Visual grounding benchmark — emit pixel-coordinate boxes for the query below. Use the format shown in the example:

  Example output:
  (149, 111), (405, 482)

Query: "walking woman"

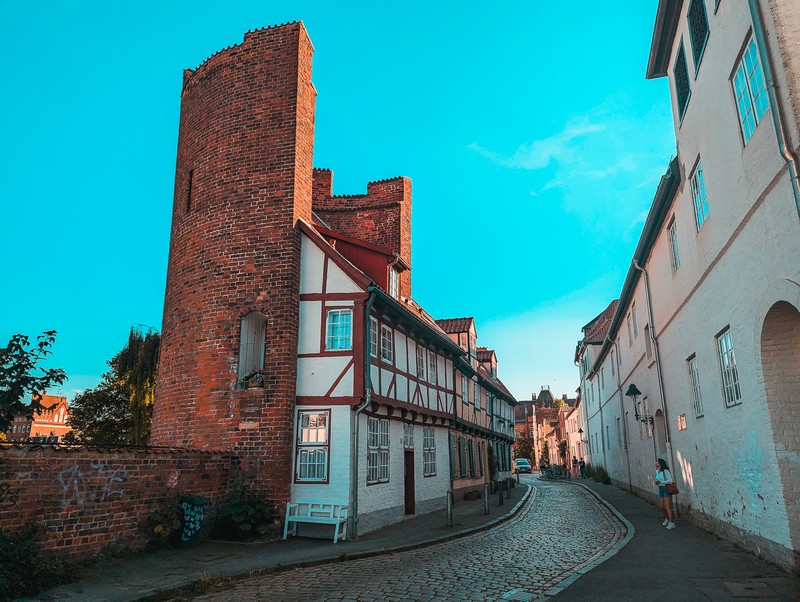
(655, 458), (676, 529)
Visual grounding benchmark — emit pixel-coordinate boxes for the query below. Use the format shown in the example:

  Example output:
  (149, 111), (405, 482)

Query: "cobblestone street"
(193, 478), (626, 601)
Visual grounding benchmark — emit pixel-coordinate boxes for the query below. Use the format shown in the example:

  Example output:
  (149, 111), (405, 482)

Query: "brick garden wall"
(0, 444), (232, 557)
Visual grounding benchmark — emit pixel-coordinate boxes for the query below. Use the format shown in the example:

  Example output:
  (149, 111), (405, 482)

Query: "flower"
(243, 368), (266, 383)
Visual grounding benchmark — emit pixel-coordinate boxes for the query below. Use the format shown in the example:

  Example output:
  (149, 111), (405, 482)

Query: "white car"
(513, 458), (532, 473)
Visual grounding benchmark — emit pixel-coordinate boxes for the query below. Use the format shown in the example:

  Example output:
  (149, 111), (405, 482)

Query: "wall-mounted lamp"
(577, 427), (588, 445)
(625, 383), (653, 424)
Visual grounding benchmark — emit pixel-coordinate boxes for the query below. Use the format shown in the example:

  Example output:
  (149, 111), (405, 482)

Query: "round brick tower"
(151, 23), (316, 503)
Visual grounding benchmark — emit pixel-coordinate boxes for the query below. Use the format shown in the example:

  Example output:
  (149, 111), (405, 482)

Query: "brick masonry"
(0, 445), (232, 556)
(151, 22), (317, 510)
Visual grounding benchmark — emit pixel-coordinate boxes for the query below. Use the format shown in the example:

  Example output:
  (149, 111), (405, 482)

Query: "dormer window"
(388, 268), (399, 299)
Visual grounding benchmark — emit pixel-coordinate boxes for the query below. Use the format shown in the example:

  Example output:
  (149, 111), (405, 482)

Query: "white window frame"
(732, 36), (769, 144)
(370, 317), (378, 358)
(380, 325), (394, 363)
(668, 218), (681, 271)
(367, 417), (390, 484)
(691, 162), (710, 231)
(474, 382), (481, 411)
(416, 346), (425, 379)
(423, 426), (436, 476)
(687, 354), (704, 417)
(403, 423), (414, 449)
(388, 267), (399, 299)
(632, 302), (639, 338)
(295, 410), (329, 482)
(326, 309), (353, 351)
(462, 374), (469, 403)
(717, 328), (742, 407)
(428, 351), (437, 384)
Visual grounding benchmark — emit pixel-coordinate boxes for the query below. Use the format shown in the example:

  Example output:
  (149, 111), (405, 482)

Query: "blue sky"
(1, 1), (675, 403)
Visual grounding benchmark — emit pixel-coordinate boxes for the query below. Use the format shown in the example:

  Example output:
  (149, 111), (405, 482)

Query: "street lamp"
(625, 383), (653, 424)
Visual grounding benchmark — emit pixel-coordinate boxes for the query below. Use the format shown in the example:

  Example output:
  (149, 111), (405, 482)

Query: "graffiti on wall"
(0, 483), (19, 508)
(57, 461), (128, 506)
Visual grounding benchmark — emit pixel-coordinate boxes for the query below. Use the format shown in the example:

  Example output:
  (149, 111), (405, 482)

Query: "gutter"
(631, 260), (676, 470)
(747, 0), (800, 219)
(350, 289), (376, 539)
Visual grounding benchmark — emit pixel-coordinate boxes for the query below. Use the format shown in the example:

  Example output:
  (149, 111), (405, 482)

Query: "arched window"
(238, 311), (267, 384)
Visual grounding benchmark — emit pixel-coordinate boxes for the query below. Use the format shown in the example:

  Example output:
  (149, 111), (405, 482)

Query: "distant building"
(6, 394), (71, 443)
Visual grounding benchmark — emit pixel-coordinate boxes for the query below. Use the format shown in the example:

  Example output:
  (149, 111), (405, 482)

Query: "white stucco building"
(576, 0), (800, 571)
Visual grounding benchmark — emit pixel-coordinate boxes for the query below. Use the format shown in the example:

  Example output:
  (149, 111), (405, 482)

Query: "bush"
(0, 523), (79, 599)
(143, 495), (183, 549)
(211, 490), (273, 540)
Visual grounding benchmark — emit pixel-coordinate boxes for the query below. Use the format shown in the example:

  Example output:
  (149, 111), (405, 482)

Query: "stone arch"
(760, 300), (800, 569)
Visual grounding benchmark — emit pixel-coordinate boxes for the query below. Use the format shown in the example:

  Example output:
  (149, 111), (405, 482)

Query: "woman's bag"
(665, 482), (679, 495)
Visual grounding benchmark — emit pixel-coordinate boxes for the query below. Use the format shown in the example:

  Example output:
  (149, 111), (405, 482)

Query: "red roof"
(582, 299), (619, 344)
(435, 317), (474, 334)
(477, 347), (495, 363)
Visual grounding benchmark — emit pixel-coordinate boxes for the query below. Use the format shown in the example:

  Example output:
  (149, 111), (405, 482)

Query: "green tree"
(0, 331), (67, 433)
(62, 386), (132, 444)
(64, 327), (159, 445)
(111, 327), (160, 445)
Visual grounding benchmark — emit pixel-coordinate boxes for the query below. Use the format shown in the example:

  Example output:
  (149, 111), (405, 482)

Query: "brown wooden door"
(404, 450), (415, 515)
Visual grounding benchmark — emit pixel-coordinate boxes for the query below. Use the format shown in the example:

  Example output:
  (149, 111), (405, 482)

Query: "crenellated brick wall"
(312, 170), (413, 296)
(0, 445), (232, 557)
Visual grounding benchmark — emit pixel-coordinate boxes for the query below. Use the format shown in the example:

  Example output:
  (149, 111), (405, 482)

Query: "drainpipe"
(607, 334), (633, 493)
(748, 0), (800, 219)
(350, 288), (376, 539)
(632, 260), (676, 478)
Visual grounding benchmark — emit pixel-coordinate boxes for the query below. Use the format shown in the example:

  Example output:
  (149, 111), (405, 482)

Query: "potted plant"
(242, 368), (266, 389)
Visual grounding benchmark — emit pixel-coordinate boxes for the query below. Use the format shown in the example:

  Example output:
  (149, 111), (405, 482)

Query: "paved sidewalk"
(38, 481), (529, 601)
(551, 480), (800, 601)
(36, 477), (800, 601)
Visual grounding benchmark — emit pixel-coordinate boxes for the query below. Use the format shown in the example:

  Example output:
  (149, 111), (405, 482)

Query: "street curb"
(141, 484), (533, 601)
(536, 480), (635, 599)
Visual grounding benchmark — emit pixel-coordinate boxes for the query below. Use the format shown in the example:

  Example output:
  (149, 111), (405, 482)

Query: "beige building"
(577, 0), (800, 571)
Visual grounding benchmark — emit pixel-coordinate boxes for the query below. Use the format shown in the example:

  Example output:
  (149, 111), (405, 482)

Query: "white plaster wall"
(325, 258), (363, 294)
(297, 301), (321, 355)
(299, 235), (324, 294)
(395, 332), (408, 373)
(296, 356), (353, 397)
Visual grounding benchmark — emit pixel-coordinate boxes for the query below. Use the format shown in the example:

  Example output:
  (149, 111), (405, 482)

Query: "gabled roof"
(582, 299), (619, 344)
(477, 347), (495, 363)
(435, 317), (474, 334)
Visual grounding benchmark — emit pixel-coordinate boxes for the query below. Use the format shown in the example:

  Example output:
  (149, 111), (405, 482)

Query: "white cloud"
(468, 117), (606, 171)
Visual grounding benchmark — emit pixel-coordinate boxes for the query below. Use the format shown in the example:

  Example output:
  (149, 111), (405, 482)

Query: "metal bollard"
(484, 483), (490, 515)
(498, 480), (504, 505)
(447, 489), (453, 527)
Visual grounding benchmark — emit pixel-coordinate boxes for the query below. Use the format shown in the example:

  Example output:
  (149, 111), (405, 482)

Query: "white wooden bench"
(283, 499), (349, 544)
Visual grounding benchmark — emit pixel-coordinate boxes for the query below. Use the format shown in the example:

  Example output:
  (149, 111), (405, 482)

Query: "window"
(423, 426), (436, 476)
(691, 162), (710, 230)
(237, 311), (267, 383)
(458, 436), (467, 477)
(674, 41), (691, 120)
(627, 313), (633, 346)
(687, 355), (704, 417)
(388, 268), (399, 299)
(296, 411), (329, 481)
(733, 37), (769, 144)
(717, 328), (741, 407)
(416, 346), (425, 379)
(687, 0), (709, 68)
(616, 416), (622, 447)
(668, 218), (681, 271)
(370, 317), (378, 357)
(611, 349), (616, 377)
(462, 375), (469, 403)
(326, 309), (352, 351)
(474, 383), (480, 410)
(644, 324), (653, 359)
(632, 302), (639, 338)
(477, 442), (484, 476)
(380, 325), (394, 363)
(403, 423), (414, 449)
(367, 417), (389, 484)
(428, 352), (437, 384)
(677, 414), (688, 430)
